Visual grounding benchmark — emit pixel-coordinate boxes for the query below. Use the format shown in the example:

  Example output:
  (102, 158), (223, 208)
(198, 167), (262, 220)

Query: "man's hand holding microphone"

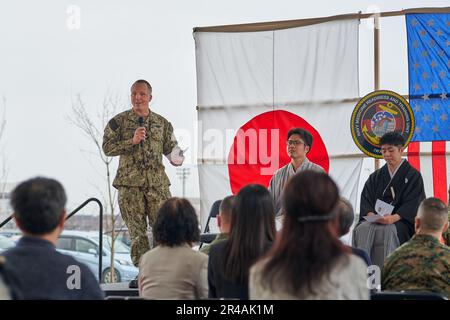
(132, 117), (146, 146)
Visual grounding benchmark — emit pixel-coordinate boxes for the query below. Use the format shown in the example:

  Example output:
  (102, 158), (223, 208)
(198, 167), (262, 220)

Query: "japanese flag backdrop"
(194, 19), (364, 227)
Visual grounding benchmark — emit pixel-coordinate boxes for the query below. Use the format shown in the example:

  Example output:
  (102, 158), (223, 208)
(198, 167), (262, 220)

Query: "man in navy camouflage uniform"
(103, 80), (184, 267)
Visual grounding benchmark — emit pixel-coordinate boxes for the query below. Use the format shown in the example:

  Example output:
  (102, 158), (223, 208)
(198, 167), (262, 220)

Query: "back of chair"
(199, 200), (222, 249)
(199, 233), (218, 244)
(203, 200), (222, 234)
(105, 295), (145, 300)
(371, 291), (448, 300)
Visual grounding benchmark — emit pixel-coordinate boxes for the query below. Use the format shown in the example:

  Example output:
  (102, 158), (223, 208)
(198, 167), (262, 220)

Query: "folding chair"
(199, 199), (221, 249)
(105, 295), (145, 300)
(371, 290), (448, 300)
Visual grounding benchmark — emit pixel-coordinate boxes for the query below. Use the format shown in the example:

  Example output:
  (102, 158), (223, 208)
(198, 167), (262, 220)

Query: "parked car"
(104, 227), (131, 248)
(0, 235), (15, 253)
(56, 230), (138, 283)
(0, 229), (22, 239)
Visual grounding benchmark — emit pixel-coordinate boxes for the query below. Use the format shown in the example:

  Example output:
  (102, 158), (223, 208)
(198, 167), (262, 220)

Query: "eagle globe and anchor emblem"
(350, 90), (415, 158)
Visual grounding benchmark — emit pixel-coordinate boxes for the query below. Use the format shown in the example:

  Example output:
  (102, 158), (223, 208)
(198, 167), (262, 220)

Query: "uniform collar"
(216, 233), (228, 241)
(128, 108), (152, 123)
(410, 233), (441, 245)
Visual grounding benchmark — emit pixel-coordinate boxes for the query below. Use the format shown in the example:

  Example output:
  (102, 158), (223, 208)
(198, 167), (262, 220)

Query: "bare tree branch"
(0, 97), (6, 143)
(0, 97), (9, 223)
(68, 91), (124, 283)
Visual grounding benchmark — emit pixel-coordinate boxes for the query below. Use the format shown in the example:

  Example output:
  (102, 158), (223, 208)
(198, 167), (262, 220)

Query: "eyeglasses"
(287, 140), (305, 146)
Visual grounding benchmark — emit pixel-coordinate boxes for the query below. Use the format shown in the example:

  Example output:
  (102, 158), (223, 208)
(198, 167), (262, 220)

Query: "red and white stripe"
(407, 141), (449, 204)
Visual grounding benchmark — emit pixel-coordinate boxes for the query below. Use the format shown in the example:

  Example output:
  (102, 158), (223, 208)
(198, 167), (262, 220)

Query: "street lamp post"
(176, 167), (190, 198)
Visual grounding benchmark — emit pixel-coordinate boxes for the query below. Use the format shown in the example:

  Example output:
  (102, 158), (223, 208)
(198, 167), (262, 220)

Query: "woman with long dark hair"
(208, 184), (276, 299)
(250, 171), (369, 299)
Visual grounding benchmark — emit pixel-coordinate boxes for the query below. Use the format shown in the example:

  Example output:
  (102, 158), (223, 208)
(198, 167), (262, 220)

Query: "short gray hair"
(338, 197), (354, 236)
(131, 79), (152, 94)
(417, 197), (448, 231)
(219, 195), (235, 221)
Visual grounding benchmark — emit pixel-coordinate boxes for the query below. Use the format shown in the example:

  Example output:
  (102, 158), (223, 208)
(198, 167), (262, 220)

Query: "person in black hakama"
(353, 132), (425, 268)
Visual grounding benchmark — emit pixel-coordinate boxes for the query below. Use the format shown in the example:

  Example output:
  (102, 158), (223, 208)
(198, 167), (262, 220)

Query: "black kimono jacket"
(359, 160), (426, 243)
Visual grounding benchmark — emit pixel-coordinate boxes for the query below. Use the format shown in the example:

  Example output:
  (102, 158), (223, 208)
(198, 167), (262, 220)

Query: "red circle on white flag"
(227, 110), (329, 194)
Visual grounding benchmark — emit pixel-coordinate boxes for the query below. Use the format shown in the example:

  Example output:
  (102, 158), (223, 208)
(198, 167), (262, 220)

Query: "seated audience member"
(382, 197), (450, 297)
(208, 184), (275, 299)
(443, 187), (450, 246)
(353, 132), (425, 268)
(338, 198), (372, 266)
(139, 198), (208, 299)
(444, 210), (450, 246)
(200, 195), (234, 255)
(2, 177), (104, 300)
(0, 257), (11, 300)
(250, 171), (369, 300)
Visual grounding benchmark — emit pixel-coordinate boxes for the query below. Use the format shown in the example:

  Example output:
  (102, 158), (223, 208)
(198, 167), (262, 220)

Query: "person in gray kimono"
(269, 128), (325, 221)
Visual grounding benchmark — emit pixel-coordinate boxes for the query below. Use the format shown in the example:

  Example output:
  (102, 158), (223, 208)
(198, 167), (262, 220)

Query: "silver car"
(0, 235), (15, 254)
(56, 230), (138, 283)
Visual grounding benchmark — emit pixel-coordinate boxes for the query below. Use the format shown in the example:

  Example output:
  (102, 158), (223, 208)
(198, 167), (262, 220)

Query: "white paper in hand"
(166, 146), (186, 165)
(375, 199), (394, 216)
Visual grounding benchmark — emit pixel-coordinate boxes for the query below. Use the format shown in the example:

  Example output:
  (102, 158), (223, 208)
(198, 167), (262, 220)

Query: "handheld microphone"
(138, 117), (145, 147)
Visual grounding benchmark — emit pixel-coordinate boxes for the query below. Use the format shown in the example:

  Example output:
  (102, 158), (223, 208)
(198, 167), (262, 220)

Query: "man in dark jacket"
(2, 177), (104, 300)
(357, 132), (425, 244)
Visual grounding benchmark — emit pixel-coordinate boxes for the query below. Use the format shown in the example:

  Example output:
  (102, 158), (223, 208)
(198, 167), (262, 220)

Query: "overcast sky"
(0, 0), (447, 213)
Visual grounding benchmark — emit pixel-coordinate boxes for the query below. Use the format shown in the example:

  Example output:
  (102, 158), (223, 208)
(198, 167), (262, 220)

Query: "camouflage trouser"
(118, 186), (170, 267)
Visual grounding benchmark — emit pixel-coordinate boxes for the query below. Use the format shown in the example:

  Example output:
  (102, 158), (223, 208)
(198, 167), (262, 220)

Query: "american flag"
(406, 13), (449, 204)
